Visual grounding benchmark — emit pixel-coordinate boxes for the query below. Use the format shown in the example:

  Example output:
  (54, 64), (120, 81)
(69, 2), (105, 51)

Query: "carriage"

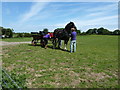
(31, 31), (53, 46)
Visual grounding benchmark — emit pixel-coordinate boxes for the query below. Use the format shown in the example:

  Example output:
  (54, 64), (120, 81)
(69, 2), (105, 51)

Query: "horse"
(31, 31), (45, 46)
(53, 22), (77, 50)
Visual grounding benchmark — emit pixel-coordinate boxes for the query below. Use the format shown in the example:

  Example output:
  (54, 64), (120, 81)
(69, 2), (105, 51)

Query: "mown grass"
(2, 37), (32, 42)
(2, 35), (119, 88)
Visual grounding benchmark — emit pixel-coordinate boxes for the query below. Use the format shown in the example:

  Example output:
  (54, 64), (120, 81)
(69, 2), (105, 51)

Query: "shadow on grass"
(28, 44), (70, 53)
(28, 44), (45, 48)
(47, 45), (70, 52)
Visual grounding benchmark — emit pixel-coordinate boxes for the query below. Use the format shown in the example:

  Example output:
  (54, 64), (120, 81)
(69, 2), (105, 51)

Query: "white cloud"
(79, 15), (117, 31)
(85, 3), (118, 17)
(19, 2), (48, 23)
(74, 15), (117, 26)
(6, 2), (50, 32)
(69, 3), (118, 29)
(87, 3), (118, 12)
(87, 12), (106, 17)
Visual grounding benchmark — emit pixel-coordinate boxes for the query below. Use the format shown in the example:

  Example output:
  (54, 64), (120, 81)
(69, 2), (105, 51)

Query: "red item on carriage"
(49, 33), (53, 38)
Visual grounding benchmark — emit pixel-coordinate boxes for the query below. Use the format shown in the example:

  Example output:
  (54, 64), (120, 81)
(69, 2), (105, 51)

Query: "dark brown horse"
(53, 22), (77, 50)
(31, 31), (45, 46)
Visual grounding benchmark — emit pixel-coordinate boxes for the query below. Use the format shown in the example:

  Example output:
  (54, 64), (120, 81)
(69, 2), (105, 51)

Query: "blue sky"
(2, 1), (118, 32)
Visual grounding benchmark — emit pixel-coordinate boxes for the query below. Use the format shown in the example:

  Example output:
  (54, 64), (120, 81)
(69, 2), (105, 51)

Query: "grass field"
(2, 37), (32, 42)
(2, 35), (119, 88)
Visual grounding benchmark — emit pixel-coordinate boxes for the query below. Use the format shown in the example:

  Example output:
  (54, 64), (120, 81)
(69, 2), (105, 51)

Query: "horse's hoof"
(64, 49), (67, 51)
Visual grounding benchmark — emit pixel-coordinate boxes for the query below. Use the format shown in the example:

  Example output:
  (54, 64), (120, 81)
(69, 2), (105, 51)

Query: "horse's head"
(39, 31), (45, 36)
(65, 22), (77, 34)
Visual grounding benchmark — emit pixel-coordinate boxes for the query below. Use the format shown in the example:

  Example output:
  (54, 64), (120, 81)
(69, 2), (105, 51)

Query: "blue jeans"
(70, 40), (76, 53)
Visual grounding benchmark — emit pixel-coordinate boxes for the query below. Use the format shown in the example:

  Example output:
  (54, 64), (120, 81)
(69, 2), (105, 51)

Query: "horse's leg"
(32, 39), (35, 46)
(42, 39), (45, 47)
(64, 44), (67, 50)
(64, 40), (67, 50)
(53, 38), (57, 49)
(44, 39), (48, 49)
(55, 39), (57, 48)
(42, 39), (44, 46)
(52, 39), (55, 49)
(37, 40), (38, 43)
(64, 40), (69, 50)
(58, 39), (62, 49)
(40, 39), (42, 46)
(31, 40), (33, 45)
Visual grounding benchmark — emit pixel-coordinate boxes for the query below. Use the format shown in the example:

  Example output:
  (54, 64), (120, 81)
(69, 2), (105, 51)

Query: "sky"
(1, 1), (119, 33)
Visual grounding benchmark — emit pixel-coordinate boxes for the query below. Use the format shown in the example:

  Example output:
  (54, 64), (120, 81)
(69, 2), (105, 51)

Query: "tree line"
(0, 26), (13, 38)
(79, 27), (120, 35)
(0, 26), (119, 39)
(0, 26), (32, 38)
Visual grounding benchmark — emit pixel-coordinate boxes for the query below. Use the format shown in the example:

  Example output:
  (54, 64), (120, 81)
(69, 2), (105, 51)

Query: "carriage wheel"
(32, 40), (37, 46)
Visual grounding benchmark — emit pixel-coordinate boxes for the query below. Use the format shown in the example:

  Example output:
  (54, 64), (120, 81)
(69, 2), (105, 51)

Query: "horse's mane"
(64, 22), (76, 34)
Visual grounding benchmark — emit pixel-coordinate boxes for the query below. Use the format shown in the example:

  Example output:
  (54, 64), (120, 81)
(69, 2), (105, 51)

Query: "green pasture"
(2, 37), (32, 42)
(2, 35), (119, 88)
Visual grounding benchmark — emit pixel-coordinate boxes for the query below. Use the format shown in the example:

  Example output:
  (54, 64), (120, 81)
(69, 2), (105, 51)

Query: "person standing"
(70, 28), (77, 53)
(43, 32), (51, 49)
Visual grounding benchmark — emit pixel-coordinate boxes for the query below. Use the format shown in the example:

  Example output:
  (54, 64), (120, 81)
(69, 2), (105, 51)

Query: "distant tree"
(80, 32), (86, 35)
(24, 33), (32, 37)
(97, 27), (111, 35)
(86, 29), (93, 35)
(86, 28), (97, 35)
(0, 27), (14, 38)
(43, 28), (48, 34)
(2, 28), (6, 35)
(17, 33), (23, 37)
(5, 28), (13, 38)
(0, 27), (3, 35)
(9, 28), (14, 38)
(113, 30), (120, 35)
(92, 28), (98, 34)
(76, 30), (81, 35)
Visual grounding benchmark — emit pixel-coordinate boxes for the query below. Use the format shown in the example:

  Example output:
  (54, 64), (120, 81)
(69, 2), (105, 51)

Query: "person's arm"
(43, 34), (46, 38)
(69, 34), (71, 37)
